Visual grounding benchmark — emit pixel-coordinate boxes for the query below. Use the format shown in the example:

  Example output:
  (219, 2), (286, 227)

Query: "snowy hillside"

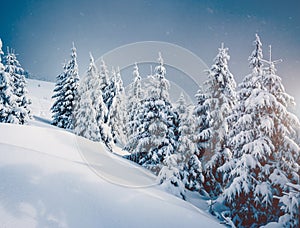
(27, 79), (54, 120)
(0, 79), (222, 227)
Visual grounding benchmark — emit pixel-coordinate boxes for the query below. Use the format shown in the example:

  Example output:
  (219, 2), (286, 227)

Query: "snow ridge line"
(73, 135), (161, 189)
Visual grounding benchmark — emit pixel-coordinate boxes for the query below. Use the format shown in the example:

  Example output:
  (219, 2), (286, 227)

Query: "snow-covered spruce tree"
(3, 48), (31, 124)
(75, 54), (112, 146)
(157, 95), (184, 200)
(74, 90), (100, 141)
(51, 43), (80, 129)
(175, 93), (204, 193)
(193, 86), (210, 160)
(0, 39), (15, 123)
(125, 53), (178, 175)
(192, 86), (211, 196)
(107, 66), (117, 110)
(158, 153), (186, 199)
(218, 34), (275, 227)
(262, 46), (300, 178)
(125, 63), (143, 141)
(0, 40), (26, 124)
(219, 36), (300, 227)
(262, 46), (300, 225)
(108, 67), (127, 145)
(202, 43), (237, 198)
(93, 67), (112, 149)
(99, 58), (114, 118)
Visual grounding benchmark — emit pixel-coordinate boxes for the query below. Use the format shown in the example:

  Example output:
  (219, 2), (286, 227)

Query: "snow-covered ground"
(0, 79), (222, 227)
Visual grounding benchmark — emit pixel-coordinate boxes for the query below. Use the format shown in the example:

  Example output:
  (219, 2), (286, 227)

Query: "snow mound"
(0, 123), (222, 227)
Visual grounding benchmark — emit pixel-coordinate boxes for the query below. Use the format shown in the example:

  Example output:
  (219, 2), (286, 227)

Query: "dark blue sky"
(1, 0), (300, 110)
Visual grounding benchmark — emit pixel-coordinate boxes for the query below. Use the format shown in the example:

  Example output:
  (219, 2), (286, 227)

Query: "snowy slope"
(0, 123), (222, 227)
(0, 78), (223, 227)
(27, 79), (54, 120)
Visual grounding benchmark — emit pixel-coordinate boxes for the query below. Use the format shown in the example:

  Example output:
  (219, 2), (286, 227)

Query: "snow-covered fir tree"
(174, 93), (204, 193)
(108, 67), (127, 145)
(202, 43), (237, 198)
(219, 34), (275, 227)
(51, 43), (80, 129)
(75, 54), (112, 147)
(262, 46), (300, 225)
(157, 95), (186, 200)
(125, 63), (143, 142)
(0, 39), (17, 123)
(193, 86), (210, 161)
(107, 66), (117, 109)
(74, 90), (100, 141)
(3, 48), (31, 124)
(99, 58), (114, 118)
(93, 68), (112, 149)
(125, 53), (178, 175)
(219, 35), (300, 227)
(158, 153), (186, 199)
(262, 46), (300, 177)
(191, 86), (211, 195)
(0, 40), (31, 124)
